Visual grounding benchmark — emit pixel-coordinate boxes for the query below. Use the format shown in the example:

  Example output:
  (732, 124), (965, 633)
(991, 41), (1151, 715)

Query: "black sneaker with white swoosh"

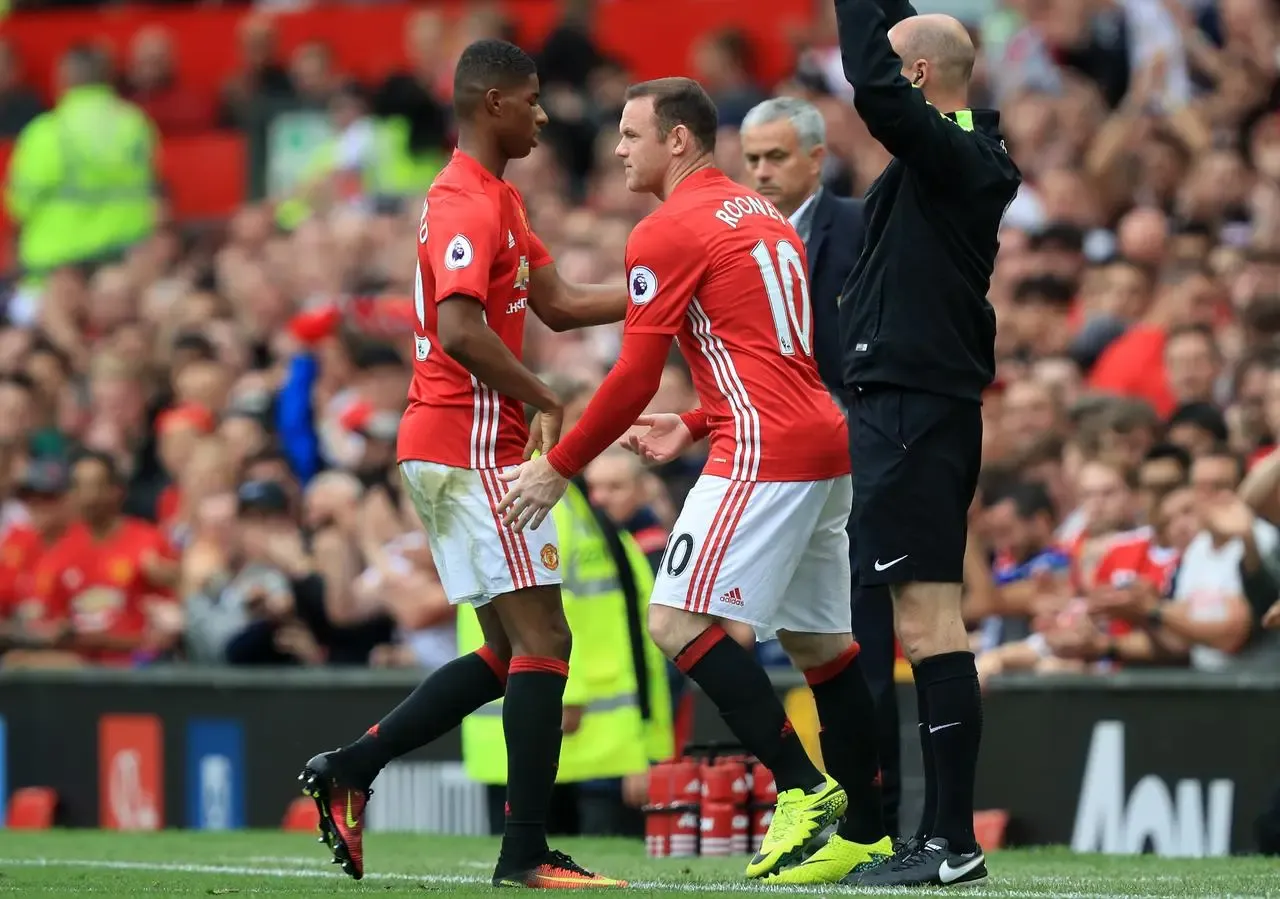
(839, 837), (987, 888)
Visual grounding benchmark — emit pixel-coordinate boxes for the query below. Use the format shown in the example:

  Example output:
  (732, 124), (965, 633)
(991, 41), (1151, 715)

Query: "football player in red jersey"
(499, 78), (892, 881)
(300, 40), (627, 889)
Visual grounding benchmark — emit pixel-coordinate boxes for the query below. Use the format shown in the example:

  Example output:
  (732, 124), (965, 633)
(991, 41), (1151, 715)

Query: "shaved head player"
(299, 40), (627, 890)
(498, 77), (892, 881)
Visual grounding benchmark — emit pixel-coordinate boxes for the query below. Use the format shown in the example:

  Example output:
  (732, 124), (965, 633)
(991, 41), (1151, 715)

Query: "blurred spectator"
(374, 11), (452, 156)
(218, 15), (294, 129)
(0, 40), (44, 138)
(290, 41), (338, 108)
(121, 27), (213, 135)
(585, 448), (669, 571)
(0, 458), (70, 663)
(691, 29), (769, 127)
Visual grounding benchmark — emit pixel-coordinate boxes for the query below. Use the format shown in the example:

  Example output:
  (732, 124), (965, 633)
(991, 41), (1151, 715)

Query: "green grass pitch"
(0, 831), (1276, 897)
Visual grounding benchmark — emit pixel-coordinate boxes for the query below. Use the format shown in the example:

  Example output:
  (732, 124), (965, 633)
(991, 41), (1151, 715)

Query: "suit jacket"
(805, 190), (866, 396)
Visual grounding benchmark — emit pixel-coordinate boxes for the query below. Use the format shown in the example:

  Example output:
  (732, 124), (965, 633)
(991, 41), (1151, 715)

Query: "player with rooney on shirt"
(498, 77), (893, 881)
(299, 39), (629, 890)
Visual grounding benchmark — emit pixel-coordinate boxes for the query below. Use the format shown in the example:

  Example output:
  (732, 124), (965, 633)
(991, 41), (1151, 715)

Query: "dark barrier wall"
(0, 668), (1275, 854)
(973, 674), (1280, 857)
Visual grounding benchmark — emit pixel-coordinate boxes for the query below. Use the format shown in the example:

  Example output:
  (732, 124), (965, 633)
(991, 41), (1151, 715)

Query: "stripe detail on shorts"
(479, 468), (534, 590)
(685, 480), (755, 615)
(469, 376), (500, 469)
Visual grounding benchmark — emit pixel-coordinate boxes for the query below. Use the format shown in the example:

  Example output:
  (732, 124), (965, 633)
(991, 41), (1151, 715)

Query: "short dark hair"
(71, 448), (121, 486)
(1143, 442), (1193, 480)
(1166, 401), (1229, 443)
(62, 44), (109, 86)
(993, 480), (1056, 521)
(1013, 275), (1075, 307)
(452, 39), (538, 118)
(172, 331), (218, 361)
(625, 77), (719, 153)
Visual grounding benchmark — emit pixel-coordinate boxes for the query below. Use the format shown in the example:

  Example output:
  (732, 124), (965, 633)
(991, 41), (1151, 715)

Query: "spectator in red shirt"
(1088, 265), (1220, 418)
(0, 458), (72, 663)
(31, 451), (182, 667)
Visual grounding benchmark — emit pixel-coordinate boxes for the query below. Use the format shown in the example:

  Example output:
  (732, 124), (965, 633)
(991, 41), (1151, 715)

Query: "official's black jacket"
(835, 0), (1021, 402)
(807, 190), (866, 395)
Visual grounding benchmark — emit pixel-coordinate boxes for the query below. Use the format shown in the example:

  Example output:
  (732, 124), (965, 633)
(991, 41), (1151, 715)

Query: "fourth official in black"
(834, 0), (1021, 889)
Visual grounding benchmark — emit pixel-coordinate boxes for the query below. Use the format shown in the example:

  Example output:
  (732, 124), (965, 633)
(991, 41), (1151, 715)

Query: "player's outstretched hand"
(497, 456), (569, 532)
(619, 413), (693, 464)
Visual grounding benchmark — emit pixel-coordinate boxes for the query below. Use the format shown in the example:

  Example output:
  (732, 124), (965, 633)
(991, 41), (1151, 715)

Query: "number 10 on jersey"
(750, 239), (812, 357)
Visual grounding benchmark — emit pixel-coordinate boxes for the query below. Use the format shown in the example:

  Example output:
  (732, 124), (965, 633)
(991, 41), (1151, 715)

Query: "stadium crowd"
(0, 0), (1279, 679)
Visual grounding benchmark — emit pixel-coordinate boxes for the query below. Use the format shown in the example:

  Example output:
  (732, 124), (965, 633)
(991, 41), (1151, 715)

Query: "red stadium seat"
(7, 786), (58, 829)
(973, 809), (1009, 849)
(157, 133), (247, 220)
(281, 795), (320, 833)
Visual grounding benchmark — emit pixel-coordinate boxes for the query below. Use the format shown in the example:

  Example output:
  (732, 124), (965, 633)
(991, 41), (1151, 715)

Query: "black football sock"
(913, 671), (936, 843)
(498, 656), (569, 868)
(675, 625), (824, 793)
(914, 651), (982, 853)
(336, 646), (508, 786)
(805, 643), (886, 844)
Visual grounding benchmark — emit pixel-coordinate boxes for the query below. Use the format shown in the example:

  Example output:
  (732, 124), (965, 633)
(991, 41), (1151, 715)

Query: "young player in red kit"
(299, 40), (628, 889)
(499, 78), (892, 881)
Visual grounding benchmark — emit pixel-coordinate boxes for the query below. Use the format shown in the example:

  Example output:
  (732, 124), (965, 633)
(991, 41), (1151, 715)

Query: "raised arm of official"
(833, 0), (1002, 181)
(834, 0), (916, 95)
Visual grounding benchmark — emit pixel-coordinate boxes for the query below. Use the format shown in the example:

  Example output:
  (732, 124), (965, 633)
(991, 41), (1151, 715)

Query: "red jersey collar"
(670, 165), (724, 196)
(451, 149), (500, 185)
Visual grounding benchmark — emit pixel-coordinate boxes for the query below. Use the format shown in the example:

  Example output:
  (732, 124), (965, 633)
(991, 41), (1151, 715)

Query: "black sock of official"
(805, 643), (885, 843)
(914, 651), (982, 853)
(675, 625), (824, 793)
(498, 656), (568, 868)
(338, 646), (508, 786)
(914, 672), (936, 843)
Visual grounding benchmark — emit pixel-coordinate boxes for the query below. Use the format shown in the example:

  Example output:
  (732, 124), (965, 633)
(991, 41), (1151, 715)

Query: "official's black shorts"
(851, 386), (981, 587)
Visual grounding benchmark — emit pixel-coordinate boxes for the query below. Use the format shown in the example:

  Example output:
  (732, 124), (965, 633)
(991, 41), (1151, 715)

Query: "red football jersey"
(0, 524), (48, 624)
(32, 519), (176, 665)
(1092, 531), (1179, 638)
(399, 150), (553, 469)
(625, 169), (848, 481)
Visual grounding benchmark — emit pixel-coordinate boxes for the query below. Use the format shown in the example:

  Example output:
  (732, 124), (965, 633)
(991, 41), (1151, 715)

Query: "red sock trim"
(509, 655), (569, 677)
(475, 645), (509, 685)
(674, 624), (728, 674)
(804, 642), (861, 686)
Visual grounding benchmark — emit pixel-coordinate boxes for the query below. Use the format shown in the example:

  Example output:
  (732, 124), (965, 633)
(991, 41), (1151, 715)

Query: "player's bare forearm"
(529, 264), (628, 331)
(437, 296), (559, 412)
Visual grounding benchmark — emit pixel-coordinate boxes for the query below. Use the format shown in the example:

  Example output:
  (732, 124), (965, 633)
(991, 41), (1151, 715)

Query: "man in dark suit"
(741, 96), (903, 840)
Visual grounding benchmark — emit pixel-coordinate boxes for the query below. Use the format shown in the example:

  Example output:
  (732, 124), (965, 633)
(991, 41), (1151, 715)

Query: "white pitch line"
(0, 856), (1160, 897)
